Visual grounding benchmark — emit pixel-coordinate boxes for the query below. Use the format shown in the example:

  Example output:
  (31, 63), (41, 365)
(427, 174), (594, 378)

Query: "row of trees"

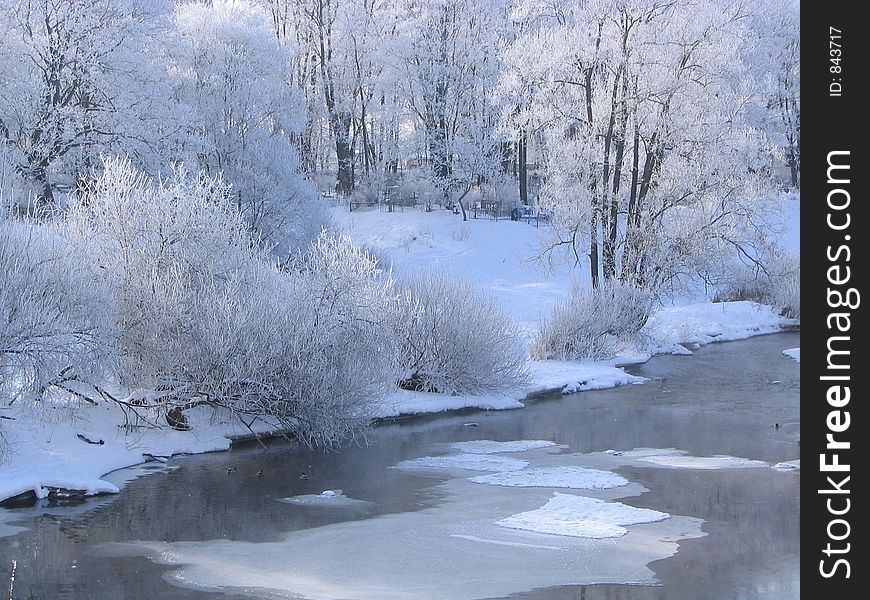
(0, 0), (798, 248)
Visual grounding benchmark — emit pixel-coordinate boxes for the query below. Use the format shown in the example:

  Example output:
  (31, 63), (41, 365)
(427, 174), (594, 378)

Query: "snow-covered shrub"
(163, 235), (398, 446)
(393, 268), (529, 395)
(68, 157), (259, 385)
(531, 284), (654, 361)
(69, 160), (396, 444)
(398, 170), (439, 208)
(715, 250), (800, 318)
(0, 220), (110, 404)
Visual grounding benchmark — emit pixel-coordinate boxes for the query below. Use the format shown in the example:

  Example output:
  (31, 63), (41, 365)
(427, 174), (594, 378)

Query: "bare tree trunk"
(621, 124), (641, 282)
(585, 23), (603, 289)
(607, 71), (629, 281)
(518, 129), (528, 205)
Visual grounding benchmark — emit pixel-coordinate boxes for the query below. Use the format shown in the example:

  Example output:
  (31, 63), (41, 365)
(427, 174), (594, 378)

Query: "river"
(0, 332), (800, 599)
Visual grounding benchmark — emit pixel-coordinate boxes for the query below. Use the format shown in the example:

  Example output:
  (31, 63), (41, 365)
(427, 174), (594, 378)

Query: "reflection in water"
(0, 333), (799, 599)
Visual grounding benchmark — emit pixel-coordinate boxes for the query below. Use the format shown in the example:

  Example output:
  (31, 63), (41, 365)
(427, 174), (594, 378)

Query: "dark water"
(0, 333), (799, 599)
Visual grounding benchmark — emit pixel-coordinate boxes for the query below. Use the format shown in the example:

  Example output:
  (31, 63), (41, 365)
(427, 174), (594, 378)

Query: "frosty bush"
(69, 159), (395, 445)
(715, 250), (800, 319)
(531, 284), (654, 361)
(69, 157), (259, 384)
(0, 220), (109, 404)
(164, 237), (397, 446)
(393, 268), (529, 395)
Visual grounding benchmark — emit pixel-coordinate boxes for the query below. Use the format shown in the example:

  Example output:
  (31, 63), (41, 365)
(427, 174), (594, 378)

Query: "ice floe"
(470, 466), (628, 490)
(393, 454), (528, 472)
(609, 448), (769, 470)
(497, 492), (670, 539)
(783, 348), (800, 362)
(450, 440), (557, 454)
(773, 460), (800, 471)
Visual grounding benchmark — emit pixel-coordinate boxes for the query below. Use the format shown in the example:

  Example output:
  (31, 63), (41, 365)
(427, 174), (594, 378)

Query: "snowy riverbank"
(1, 206), (797, 506)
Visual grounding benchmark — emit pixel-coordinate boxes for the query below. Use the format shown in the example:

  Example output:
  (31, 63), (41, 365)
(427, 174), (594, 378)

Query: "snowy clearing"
(470, 466), (629, 490)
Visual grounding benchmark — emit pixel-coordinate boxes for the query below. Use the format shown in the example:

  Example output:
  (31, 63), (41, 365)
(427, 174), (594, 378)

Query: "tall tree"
(0, 0), (166, 207)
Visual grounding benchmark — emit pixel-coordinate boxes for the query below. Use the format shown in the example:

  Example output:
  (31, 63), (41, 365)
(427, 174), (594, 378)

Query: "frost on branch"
(0, 219), (109, 406)
(69, 159), (394, 446)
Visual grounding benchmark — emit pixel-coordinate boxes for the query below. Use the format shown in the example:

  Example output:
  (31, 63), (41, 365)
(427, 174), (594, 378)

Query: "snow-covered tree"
(170, 0), (322, 255)
(505, 0), (780, 292)
(744, 0), (800, 188)
(393, 0), (508, 200)
(0, 0), (168, 208)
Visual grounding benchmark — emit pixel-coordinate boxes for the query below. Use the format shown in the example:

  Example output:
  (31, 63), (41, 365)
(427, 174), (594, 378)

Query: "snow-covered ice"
(470, 466), (629, 490)
(773, 460), (800, 471)
(278, 490), (371, 507)
(783, 348), (800, 362)
(497, 492), (670, 539)
(624, 449), (769, 470)
(392, 454), (528, 473)
(450, 440), (557, 454)
(103, 455), (705, 600)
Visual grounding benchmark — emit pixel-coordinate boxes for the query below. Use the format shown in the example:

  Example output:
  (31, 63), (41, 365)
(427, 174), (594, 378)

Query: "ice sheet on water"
(450, 440), (556, 454)
(393, 454), (528, 472)
(773, 460), (800, 471)
(470, 466), (628, 490)
(497, 492), (670, 539)
(636, 454), (768, 470)
(783, 348), (800, 362)
(609, 448), (769, 470)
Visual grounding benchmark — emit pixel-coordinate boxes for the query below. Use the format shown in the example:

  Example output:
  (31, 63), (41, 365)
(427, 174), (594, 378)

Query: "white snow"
(450, 440), (557, 454)
(497, 492), (670, 539)
(647, 301), (792, 355)
(392, 454), (528, 473)
(783, 348), (800, 362)
(0, 401), (281, 505)
(636, 454), (769, 470)
(470, 466), (628, 490)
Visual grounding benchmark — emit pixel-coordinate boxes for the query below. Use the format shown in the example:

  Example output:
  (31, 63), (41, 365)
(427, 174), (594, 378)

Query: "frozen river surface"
(0, 332), (799, 599)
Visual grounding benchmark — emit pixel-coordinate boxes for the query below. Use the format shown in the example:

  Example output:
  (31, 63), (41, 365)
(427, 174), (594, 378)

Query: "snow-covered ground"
(0, 403), (281, 508)
(1, 202), (798, 505)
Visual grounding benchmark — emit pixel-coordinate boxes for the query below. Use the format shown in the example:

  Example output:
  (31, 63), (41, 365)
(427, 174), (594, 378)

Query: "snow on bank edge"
(1, 299), (794, 507)
(0, 404), (281, 510)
